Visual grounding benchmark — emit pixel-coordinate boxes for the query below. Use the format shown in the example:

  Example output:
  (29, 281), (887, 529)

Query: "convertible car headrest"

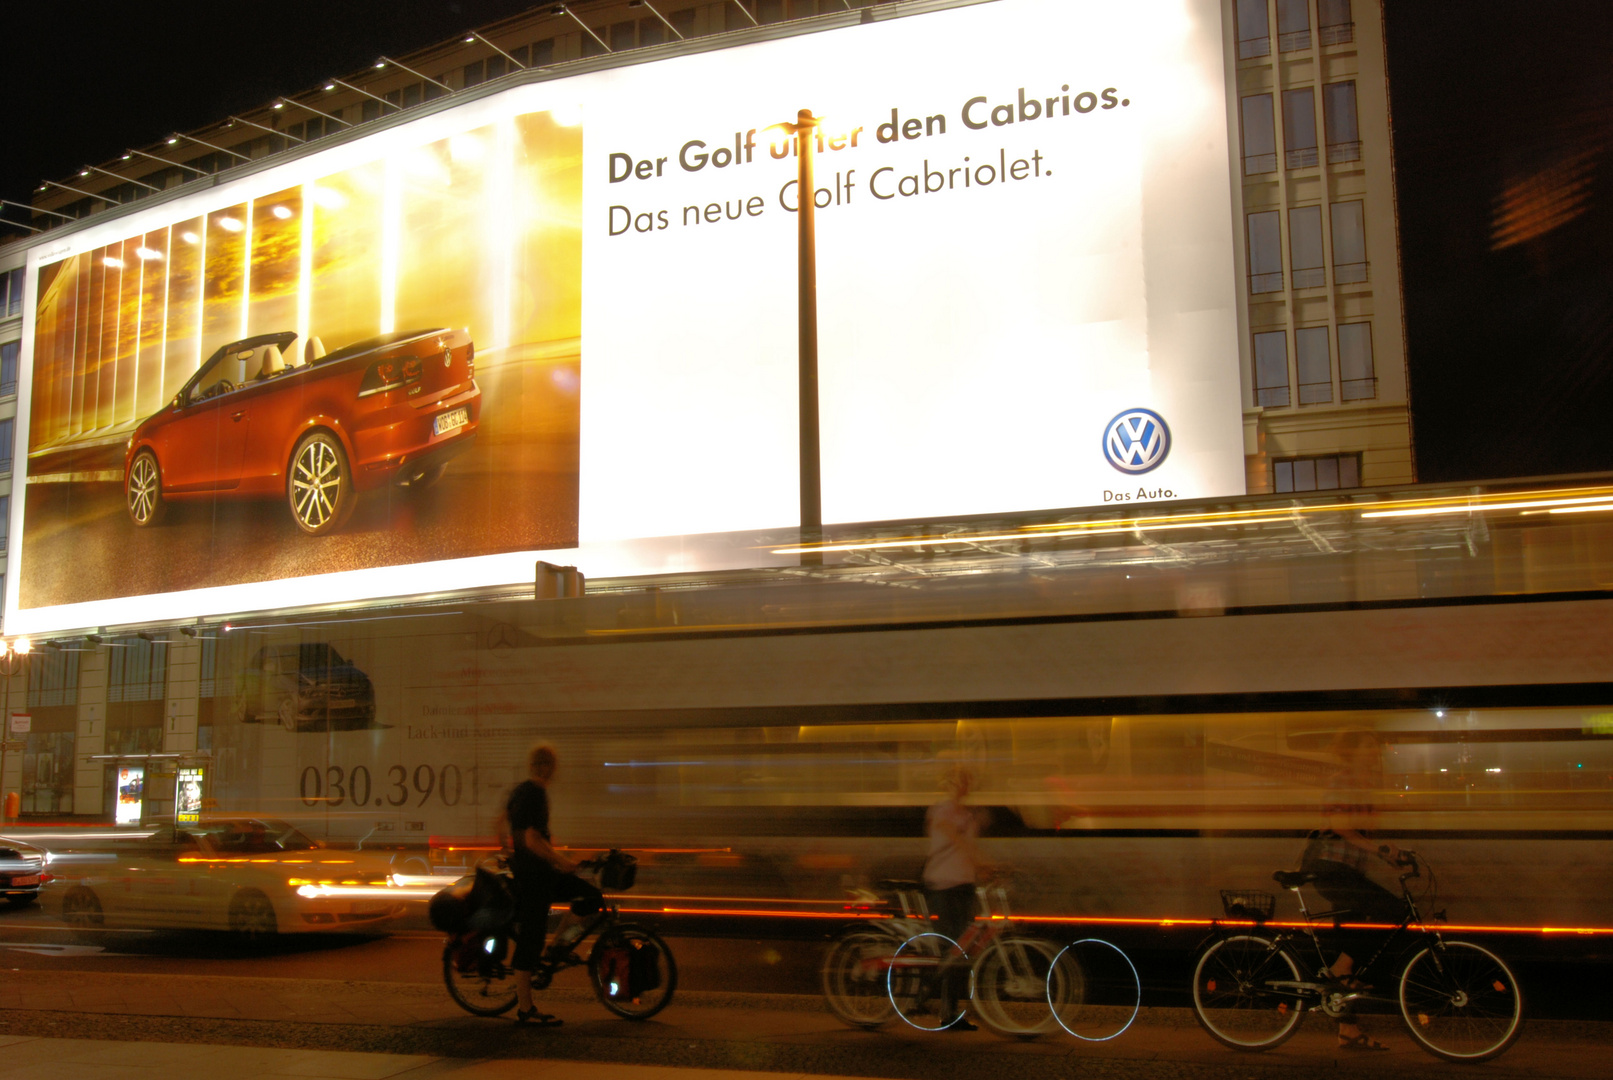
(260, 344), (285, 377)
(305, 336), (326, 364)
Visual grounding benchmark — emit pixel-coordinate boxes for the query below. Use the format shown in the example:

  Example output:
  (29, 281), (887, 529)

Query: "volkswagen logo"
(1102, 408), (1171, 474)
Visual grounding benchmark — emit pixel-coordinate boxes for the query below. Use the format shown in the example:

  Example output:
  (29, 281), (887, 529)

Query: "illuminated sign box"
(8, 0), (1245, 633)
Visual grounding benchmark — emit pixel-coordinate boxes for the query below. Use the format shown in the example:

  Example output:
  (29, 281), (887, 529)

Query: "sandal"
(1338, 1033), (1389, 1051)
(515, 1007), (563, 1027)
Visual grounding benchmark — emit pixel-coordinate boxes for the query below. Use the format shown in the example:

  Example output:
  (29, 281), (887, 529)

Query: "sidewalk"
(0, 1037), (866, 1080)
(2, 970), (1610, 1080)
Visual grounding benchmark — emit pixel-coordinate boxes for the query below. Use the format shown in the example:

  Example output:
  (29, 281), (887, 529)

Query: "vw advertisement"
(8, 0), (1246, 633)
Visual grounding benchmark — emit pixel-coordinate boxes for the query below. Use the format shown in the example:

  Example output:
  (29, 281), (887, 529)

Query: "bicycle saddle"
(1272, 870), (1317, 889)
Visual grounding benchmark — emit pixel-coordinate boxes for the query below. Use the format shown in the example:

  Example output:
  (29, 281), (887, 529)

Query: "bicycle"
(439, 849), (677, 1021)
(822, 875), (1074, 1038)
(1190, 849), (1523, 1062)
(820, 878), (932, 1029)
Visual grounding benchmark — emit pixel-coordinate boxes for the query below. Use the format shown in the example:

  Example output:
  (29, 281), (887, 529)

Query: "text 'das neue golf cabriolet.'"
(124, 328), (480, 535)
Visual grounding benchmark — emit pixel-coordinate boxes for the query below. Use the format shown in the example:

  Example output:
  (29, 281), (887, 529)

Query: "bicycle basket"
(1220, 889), (1276, 922)
(600, 849), (638, 891)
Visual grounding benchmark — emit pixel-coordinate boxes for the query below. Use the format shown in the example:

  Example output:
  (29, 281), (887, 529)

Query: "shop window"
(1, 340), (18, 396)
(1254, 330), (1290, 408)
(1289, 205), (1325, 288)
(1247, 211), (1283, 294)
(1331, 201), (1368, 282)
(1282, 88), (1318, 168)
(1320, 0), (1354, 44)
(1324, 82), (1361, 163)
(1274, 453), (1361, 493)
(1296, 327), (1333, 404)
(1236, 0), (1270, 58)
(1277, 0), (1311, 51)
(22, 730), (75, 814)
(1339, 322), (1377, 400)
(1241, 94), (1276, 174)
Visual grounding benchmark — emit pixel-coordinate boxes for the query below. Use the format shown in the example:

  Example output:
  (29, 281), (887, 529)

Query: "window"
(1282, 88), (1318, 168)
(1241, 95), (1276, 174)
(28, 648), (80, 708)
(609, 20), (636, 51)
(1, 340), (18, 396)
(362, 99), (383, 123)
(583, 25), (610, 56)
(1324, 82), (1361, 163)
(108, 637), (168, 704)
(0, 417), (12, 475)
(1339, 322), (1376, 399)
(1289, 206), (1326, 288)
(1254, 330), (1290, 407)
(1277, 0), (1311, 51)
(638, 17), (665, 46)
(1247, 211), (1283, 294)
(1296, 327), (1332, 403)
(528, 39), (554, 66)
(670, 8), (697, 38)
(1236, 0), (1270, 58)
(3, 267), (24, 316)
(1320, 0), (1354, 44)
(1331, 201), (1368, 282)
(757, 0), (787, 24)
(1274, 453), (1361, 493)
(0, 494), (8, 554)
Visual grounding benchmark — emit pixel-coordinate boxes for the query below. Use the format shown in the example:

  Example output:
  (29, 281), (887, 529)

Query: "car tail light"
(465, 343), (474, 379)
(358, 355), (424, 398)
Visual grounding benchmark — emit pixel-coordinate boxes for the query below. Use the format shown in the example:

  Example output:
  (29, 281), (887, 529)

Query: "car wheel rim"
(129, 457), (158, 523)
(292, 439), (341, 529)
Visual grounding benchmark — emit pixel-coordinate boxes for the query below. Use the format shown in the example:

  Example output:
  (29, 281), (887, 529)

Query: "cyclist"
(502, 742), (603, 1026)
(923, 764), (985, 1031)
(1301, 729), (1403, 1051)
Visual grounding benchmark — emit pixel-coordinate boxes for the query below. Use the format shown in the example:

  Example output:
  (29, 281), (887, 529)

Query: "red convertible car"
(125, 329), (480, 535)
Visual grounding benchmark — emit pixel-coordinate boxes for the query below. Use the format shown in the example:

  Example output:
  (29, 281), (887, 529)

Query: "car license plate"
(434, 408), (468, 436)
(6, 875), (39, 887)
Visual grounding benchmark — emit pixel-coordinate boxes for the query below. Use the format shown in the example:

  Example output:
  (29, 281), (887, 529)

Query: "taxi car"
(53, 817), (403, 939)
(124, 328), (480, 535)
(1, 838), (47, 908)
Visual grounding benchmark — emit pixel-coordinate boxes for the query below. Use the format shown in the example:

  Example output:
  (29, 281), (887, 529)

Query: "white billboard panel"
(8, 0), (1243, 633)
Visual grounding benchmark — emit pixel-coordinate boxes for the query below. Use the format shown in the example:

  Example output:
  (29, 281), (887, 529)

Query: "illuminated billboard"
(9, 0), (1246, 632)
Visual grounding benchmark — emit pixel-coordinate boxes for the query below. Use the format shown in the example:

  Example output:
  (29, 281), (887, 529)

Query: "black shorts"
(1307, 861), (1403, 925)
(511, 869), (604, 972)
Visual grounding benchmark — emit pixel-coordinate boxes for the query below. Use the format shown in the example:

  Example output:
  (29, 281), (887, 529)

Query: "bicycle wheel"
(888, 932), (968, 1031)
(973, 937), (1060, 1039)
(1050, 939), (1140, 1042)
(822, 929), (898, 1029)
(1398, 940), (1523, 1062)
(1191, 934), (1305, 1051)
(442, 934), (519, 1017)
(588, 921), (677, 1020)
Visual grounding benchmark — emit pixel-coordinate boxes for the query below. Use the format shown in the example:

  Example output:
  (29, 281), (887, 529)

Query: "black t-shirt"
(506, 780), (552, 878)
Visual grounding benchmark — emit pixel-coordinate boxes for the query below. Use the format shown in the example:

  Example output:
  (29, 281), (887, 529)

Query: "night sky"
(5, 0), (1612, 485)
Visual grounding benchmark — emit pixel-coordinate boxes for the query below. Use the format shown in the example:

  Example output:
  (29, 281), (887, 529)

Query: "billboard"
(8, 0), (1246, 633)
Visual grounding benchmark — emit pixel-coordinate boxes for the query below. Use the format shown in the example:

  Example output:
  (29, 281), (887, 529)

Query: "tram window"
(1129, 719), (1205, 777)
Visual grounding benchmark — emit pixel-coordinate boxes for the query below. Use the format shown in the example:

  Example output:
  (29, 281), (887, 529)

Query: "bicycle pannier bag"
(628, 938), (662, 994)
(598, 945), (632, 999)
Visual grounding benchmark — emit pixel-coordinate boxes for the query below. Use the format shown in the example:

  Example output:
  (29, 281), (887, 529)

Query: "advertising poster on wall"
(175, 766), (205, 825)
(9, 0), (1246, 633)
(115, 765), (145, 825)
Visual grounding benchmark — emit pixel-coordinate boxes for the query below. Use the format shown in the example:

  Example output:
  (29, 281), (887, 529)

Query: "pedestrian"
(923, 764), (984, 1031)
(503, 742), (603, 1026)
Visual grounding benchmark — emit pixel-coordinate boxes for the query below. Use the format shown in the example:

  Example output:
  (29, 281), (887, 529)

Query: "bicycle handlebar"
(1381, 845), (1421, 879)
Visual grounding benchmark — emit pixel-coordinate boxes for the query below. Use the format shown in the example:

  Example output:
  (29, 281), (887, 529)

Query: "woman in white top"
(923, 766), (983, 1031)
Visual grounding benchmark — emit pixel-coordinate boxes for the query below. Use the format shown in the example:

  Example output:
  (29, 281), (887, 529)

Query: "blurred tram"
(146, 478), (1613, 932)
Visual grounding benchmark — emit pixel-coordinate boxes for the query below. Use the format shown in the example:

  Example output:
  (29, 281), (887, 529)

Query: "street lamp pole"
(791, 110), (822, 562)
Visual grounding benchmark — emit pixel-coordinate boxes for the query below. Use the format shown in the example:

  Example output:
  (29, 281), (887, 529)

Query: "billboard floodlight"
(375, 56), (453, 91)
(464, 30), (528, 69)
